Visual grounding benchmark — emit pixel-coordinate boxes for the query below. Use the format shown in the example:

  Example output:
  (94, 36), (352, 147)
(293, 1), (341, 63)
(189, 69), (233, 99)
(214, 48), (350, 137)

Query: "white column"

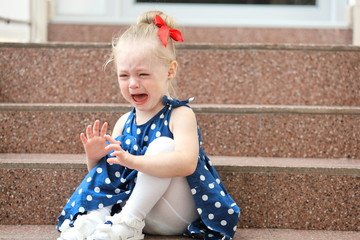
(30, 0), (48, 42)
(353, 0), (360, 45)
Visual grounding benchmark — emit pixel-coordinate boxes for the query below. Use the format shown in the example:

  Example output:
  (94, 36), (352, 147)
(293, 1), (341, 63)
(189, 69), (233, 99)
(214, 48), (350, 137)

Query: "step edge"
(1, 153), (358, 175)
(2, 42), (360, 52)
(0, 103), (132, 112)
(0, 225), (359, 239)
(1, 103), (360, 115)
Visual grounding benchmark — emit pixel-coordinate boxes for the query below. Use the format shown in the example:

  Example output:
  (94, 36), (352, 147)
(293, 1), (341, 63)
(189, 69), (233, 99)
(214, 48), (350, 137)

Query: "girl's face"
(115, 40), (173, 119)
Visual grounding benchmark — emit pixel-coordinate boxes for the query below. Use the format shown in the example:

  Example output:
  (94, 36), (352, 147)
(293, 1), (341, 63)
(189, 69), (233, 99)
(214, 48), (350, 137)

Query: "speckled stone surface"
(0, 225), (359, 240)
(0, 154), (359, 231)
(0, 168), (87, 225)
(1, 43), (359, 106)
(1, 107), (359, 158)
(176, 48), (360, 106)
(197, 113), (360, 159)
(48, 24), (353, 45)
(218, 170), (359, 231)
(266, 173), (359, 231)
(258, 114), (360, 159)
(0, 45), (121, 104)
(0, 225), (60, 239)
(1, 39), (360, 234)
(0, 111), (123, 154)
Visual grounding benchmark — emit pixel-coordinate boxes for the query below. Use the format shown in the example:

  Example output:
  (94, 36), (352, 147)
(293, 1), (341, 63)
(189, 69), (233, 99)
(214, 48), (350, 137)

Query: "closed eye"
(119, 74), (128, 78)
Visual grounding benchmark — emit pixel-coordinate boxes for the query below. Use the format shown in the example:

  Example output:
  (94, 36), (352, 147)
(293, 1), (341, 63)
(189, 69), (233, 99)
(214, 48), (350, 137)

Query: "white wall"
(0, 0), (31, 42)
(353, 0), (360, 45)
(0, 0), (47, 42)
(0, 0), (355, 43)
(50, 0), (350, 28)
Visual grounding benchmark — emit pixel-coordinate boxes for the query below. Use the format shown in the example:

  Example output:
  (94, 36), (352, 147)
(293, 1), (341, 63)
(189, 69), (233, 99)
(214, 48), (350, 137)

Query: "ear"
(168, 60), (178, 80)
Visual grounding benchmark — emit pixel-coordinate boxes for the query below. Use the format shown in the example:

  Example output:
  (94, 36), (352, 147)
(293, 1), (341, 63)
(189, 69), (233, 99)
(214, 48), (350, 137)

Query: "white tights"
(82, 137), (198, 235)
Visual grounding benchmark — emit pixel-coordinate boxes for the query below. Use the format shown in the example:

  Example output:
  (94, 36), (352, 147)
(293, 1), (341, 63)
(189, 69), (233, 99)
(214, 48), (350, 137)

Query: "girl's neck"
(134, 104), (165, 125)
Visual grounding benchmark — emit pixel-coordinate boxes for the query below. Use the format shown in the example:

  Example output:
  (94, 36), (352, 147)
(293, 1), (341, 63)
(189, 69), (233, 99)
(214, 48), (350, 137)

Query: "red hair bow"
(154, 14), (184, 47)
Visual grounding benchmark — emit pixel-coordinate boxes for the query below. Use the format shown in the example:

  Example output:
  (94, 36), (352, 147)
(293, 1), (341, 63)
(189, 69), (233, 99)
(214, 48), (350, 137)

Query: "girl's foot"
(88, 212), (145, 240)
(58, 213), (100, 240)
(57, 219), (86, 240)
(58, 227), (85, 240)
(58, 206), (112, 240)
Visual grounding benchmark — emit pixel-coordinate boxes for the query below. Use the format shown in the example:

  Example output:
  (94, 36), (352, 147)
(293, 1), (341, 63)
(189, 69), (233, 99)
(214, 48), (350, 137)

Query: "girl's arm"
(111, 112), (130, 138)
(106, 106), (199, 178)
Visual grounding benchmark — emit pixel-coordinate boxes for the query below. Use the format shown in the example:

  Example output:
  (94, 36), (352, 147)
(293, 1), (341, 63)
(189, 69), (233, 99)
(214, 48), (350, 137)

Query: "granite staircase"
(0, 42), (359, 239)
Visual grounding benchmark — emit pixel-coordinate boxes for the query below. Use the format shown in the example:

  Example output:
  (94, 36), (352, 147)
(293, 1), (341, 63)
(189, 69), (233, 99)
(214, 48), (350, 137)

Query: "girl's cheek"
(119, 81), (128, 90)
(119, 83), (129, 98)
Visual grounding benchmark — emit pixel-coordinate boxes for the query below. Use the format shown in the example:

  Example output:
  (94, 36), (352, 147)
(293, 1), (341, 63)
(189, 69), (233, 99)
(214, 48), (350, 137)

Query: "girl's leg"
(144, 176), (199, 235)
(122, 137), (198, 234)
(90, 137), (198, 239)
(124, 173), (198, 235)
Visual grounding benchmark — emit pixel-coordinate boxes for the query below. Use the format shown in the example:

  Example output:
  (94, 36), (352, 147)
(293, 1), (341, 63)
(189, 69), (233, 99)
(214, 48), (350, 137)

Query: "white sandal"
(57, 219), (85, 240)
(58, 214), (99, 240)
(88, 212), (145, 240)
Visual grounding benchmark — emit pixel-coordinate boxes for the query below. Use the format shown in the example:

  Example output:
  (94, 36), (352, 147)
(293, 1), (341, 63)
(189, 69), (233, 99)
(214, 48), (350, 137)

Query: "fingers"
(86, 124), (93, 139)
(106, 151), (125, 165)
(85, 120), (108, 139)
(107, 157), (118, 165)
(105, 135), (120, 144)
(80, 133), (87, 145)
(93, 120), (100, 136)
(107, 157), (120, 165)
(105, 143), (122, 152)
(100, 122), (108, 138)
(107, 150), (134, 169)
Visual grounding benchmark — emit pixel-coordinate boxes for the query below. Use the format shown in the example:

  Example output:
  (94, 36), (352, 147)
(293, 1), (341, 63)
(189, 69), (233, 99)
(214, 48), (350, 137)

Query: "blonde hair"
(105, 11), (180, 97)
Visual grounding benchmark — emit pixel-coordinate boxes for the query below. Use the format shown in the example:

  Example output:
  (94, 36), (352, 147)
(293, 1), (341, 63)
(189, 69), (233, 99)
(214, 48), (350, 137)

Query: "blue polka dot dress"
(57, 96), (240, 240)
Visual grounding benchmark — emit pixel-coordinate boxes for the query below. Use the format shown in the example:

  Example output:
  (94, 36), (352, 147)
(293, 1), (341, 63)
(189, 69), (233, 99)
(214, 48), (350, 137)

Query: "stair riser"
(0, 167), (357, 231)
(1, 111), (359, 158)
(1, 45), (359, 105)
(197, 113), (360, 159)
(48, 24), (353, 45)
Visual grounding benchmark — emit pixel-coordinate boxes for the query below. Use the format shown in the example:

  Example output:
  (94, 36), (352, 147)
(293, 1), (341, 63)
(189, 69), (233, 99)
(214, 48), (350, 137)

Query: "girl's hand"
(105, 135), (135, 169)
(80, 120), (110, 170)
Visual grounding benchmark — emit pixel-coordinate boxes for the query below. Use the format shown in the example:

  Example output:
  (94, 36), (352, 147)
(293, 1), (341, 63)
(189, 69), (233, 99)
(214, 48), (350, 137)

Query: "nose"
(129, 77), (139, 89)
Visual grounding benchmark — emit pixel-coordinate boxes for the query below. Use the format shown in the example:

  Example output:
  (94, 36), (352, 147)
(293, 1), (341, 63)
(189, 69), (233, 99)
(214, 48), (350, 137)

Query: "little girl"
(57, 11), (240, 240)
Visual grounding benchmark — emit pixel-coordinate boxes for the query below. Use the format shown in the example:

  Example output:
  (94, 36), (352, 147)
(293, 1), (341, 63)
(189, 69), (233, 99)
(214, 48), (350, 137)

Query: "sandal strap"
(121, 217), (145, 230)
(106, 213), (145, 230)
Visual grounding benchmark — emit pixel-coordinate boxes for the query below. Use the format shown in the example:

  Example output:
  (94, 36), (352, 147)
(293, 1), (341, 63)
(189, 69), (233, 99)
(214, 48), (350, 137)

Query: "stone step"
(0, 225), (359, 240)
(1, 42), (359, 105)
(48, 24), (353, 45)
(1, 103), (359, 158)
(0, 153), (358, 231)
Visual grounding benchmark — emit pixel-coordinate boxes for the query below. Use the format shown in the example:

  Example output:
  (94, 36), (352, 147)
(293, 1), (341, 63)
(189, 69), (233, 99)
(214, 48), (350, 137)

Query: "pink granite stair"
(0, 154), (358, 231)
(1, 103), (359, 159)
(1, 42), (359, 237)
(1, 43), (359, 106)
(47, 24), (353, 45)
(0, 225), (359, 240)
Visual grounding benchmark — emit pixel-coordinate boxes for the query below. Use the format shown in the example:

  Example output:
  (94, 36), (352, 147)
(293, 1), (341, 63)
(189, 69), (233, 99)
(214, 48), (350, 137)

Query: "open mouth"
(131, 94), (148, 105)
